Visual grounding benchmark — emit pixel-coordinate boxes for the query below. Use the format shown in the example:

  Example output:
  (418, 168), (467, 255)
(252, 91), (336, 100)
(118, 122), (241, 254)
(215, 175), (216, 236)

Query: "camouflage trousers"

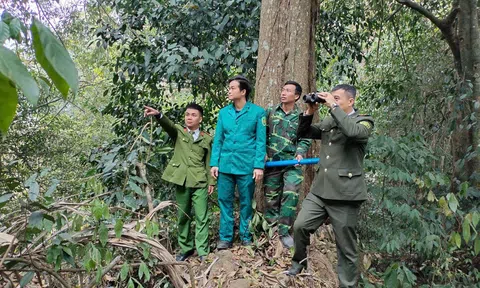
(263, 166), (304, 236)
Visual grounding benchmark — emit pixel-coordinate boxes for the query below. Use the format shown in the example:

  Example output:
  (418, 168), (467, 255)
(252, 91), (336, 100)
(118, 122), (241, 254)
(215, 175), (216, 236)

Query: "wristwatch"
(330, 103), (339, 110)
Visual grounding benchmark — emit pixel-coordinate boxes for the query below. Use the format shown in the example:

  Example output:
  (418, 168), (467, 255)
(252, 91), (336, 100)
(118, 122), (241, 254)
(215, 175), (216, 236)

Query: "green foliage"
(31, 18), (79, 97)
(383, 262), (417, 288)
(97, 0), (260, 137)
(0, 11), (78, 134)
(359, 134), (479, 285)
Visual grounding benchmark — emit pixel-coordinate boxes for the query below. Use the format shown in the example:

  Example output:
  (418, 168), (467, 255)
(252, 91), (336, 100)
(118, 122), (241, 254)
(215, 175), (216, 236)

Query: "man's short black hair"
(332, 84), (357, 99)
(185, 102), (203, 116)
(228, 75), (252, 100)
(284, 80), (302, 96)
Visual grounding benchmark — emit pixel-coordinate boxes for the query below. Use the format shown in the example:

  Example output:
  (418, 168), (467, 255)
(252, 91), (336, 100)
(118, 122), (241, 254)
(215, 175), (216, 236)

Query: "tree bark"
(253, 0), (318, 211)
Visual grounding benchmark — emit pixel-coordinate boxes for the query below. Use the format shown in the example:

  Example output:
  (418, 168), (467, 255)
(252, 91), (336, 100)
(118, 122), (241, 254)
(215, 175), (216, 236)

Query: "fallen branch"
(2, 257), (71, 288)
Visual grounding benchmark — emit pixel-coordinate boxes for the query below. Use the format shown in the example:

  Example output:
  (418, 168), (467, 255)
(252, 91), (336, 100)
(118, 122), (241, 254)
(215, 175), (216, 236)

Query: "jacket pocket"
(337, 168), (363, 194)
(338, 168), (363, 178)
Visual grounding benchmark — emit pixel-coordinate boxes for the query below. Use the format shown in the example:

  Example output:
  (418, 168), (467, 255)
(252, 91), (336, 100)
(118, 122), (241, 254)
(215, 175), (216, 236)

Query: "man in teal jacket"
(210, 75), (267, 249)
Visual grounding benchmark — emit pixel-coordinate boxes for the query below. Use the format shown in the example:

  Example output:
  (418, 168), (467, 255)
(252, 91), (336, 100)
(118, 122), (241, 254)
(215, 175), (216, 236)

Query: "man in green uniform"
(287, 84), (374, 288)
(210, 75), (266, 249)
(264, 81), (311, 248)
(144, 103), (215, 262)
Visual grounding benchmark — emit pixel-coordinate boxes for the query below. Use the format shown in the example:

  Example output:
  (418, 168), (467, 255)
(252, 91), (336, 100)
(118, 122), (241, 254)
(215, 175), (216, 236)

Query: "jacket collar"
(274, 103), (301, 115)
(228, 101), (251, 118)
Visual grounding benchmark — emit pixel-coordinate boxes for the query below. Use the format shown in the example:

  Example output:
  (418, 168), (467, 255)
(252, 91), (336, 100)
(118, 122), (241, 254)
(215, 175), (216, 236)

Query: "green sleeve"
(330, 108), (374, 141)
(295, 138), (312, 157)
(297, 114), (322, 140)
(210, 112), (224, 167)
(205, 138), (216, 186)
(254, 109), (267, 169)
(156, 114), (178, 140)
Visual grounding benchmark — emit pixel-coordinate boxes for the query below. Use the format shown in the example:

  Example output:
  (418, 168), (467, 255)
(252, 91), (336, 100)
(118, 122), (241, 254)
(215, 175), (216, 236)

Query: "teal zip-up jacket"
(210, 102), (267, 175)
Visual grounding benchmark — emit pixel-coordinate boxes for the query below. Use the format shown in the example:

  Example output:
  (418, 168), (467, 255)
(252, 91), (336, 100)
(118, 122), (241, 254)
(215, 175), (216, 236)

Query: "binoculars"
(302, 92), (326, 104)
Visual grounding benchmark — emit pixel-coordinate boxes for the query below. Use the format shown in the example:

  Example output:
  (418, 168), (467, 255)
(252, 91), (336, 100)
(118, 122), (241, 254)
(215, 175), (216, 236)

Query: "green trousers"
(176, 185), (209, 256)
(292, 192), (362, 288)
(264, 166), (303, 235)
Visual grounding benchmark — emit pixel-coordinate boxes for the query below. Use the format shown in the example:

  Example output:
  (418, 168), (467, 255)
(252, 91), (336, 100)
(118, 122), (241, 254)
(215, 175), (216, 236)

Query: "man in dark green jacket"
(144, 103), (215, 262)
(287, 84), (374, 288)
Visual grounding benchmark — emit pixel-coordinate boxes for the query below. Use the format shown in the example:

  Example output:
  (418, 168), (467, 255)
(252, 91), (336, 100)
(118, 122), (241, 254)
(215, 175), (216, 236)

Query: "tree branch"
(395, 0), (443, 28)
(396, 0), (462, 75)
(3, 258), (71, 288)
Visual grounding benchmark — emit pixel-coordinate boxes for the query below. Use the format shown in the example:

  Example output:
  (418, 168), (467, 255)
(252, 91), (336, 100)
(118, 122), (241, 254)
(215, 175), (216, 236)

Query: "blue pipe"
(265, 158), (320, 168)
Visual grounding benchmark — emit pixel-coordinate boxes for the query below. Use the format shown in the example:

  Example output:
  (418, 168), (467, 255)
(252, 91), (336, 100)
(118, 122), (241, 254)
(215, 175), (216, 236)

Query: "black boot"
(280, 235), (294, 248)
(175, 250), (194, 261)
(287, 261), (305, 276)
(217, 240), (233, 250)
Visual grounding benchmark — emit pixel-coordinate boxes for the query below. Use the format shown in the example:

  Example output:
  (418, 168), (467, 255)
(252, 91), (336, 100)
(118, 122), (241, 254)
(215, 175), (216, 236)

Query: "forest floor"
(185, 225), (342, 288)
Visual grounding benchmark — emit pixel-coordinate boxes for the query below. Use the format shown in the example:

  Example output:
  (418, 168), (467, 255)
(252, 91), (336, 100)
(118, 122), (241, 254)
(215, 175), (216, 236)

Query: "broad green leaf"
(24, 173), (38, 187)
(96, 267), (103, 283)
(453, 232), (461, 248)
(47, 246), (61, 264)
(45, 179), (60, 197)
(438, 196), (451, 216)
(475, 238), (480, 255)
(0, 74), (17, 134)
(0, 193), (13, 206)
(460, 181), (469, 195)
(130, 175), (147, 184)
(1, 11), (14, 23)
(29, 211), (44, 228)
(463, 218), (471, 243)
(28, 181), (40, 201)
(9, 18), (21, 41)
(20, 271), (35, 287)
(59, 233), (74, 243)
(99, 223), (108, 246)
(114, 219), (124, 238)
(0, 21), (10, 44)
(138, 262), (150, 281)
(472, 212), (479, 227)
(446, 193), (458, 213)
(73, 215), (83, 231)
(92, 202), (104, 220)
(123, 195), (137, 210)
(120, 261), (129, 281)
(31, 18), (78, 98)
(191, 46), (198, 57)
(128, 181), (144, 196)
(427, 190), (435, 202)
(127, 278), (134, 288)
(0, 47), (39, 105)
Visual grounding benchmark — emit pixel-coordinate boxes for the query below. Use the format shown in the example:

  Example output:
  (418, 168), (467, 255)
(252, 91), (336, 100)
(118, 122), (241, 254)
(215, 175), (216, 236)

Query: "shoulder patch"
(359, 121), (372, 129)
(262, 116), (267, 126)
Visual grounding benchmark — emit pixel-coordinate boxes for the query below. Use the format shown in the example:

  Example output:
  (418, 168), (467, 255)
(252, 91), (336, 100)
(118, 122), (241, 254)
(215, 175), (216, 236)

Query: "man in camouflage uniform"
(264, 81), (312, 248)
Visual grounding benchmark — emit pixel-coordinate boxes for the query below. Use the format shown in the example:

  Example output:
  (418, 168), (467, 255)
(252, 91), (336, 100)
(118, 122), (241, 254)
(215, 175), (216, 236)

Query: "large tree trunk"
(253, 0), (319, 212)
(455, 0), (479, 184)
